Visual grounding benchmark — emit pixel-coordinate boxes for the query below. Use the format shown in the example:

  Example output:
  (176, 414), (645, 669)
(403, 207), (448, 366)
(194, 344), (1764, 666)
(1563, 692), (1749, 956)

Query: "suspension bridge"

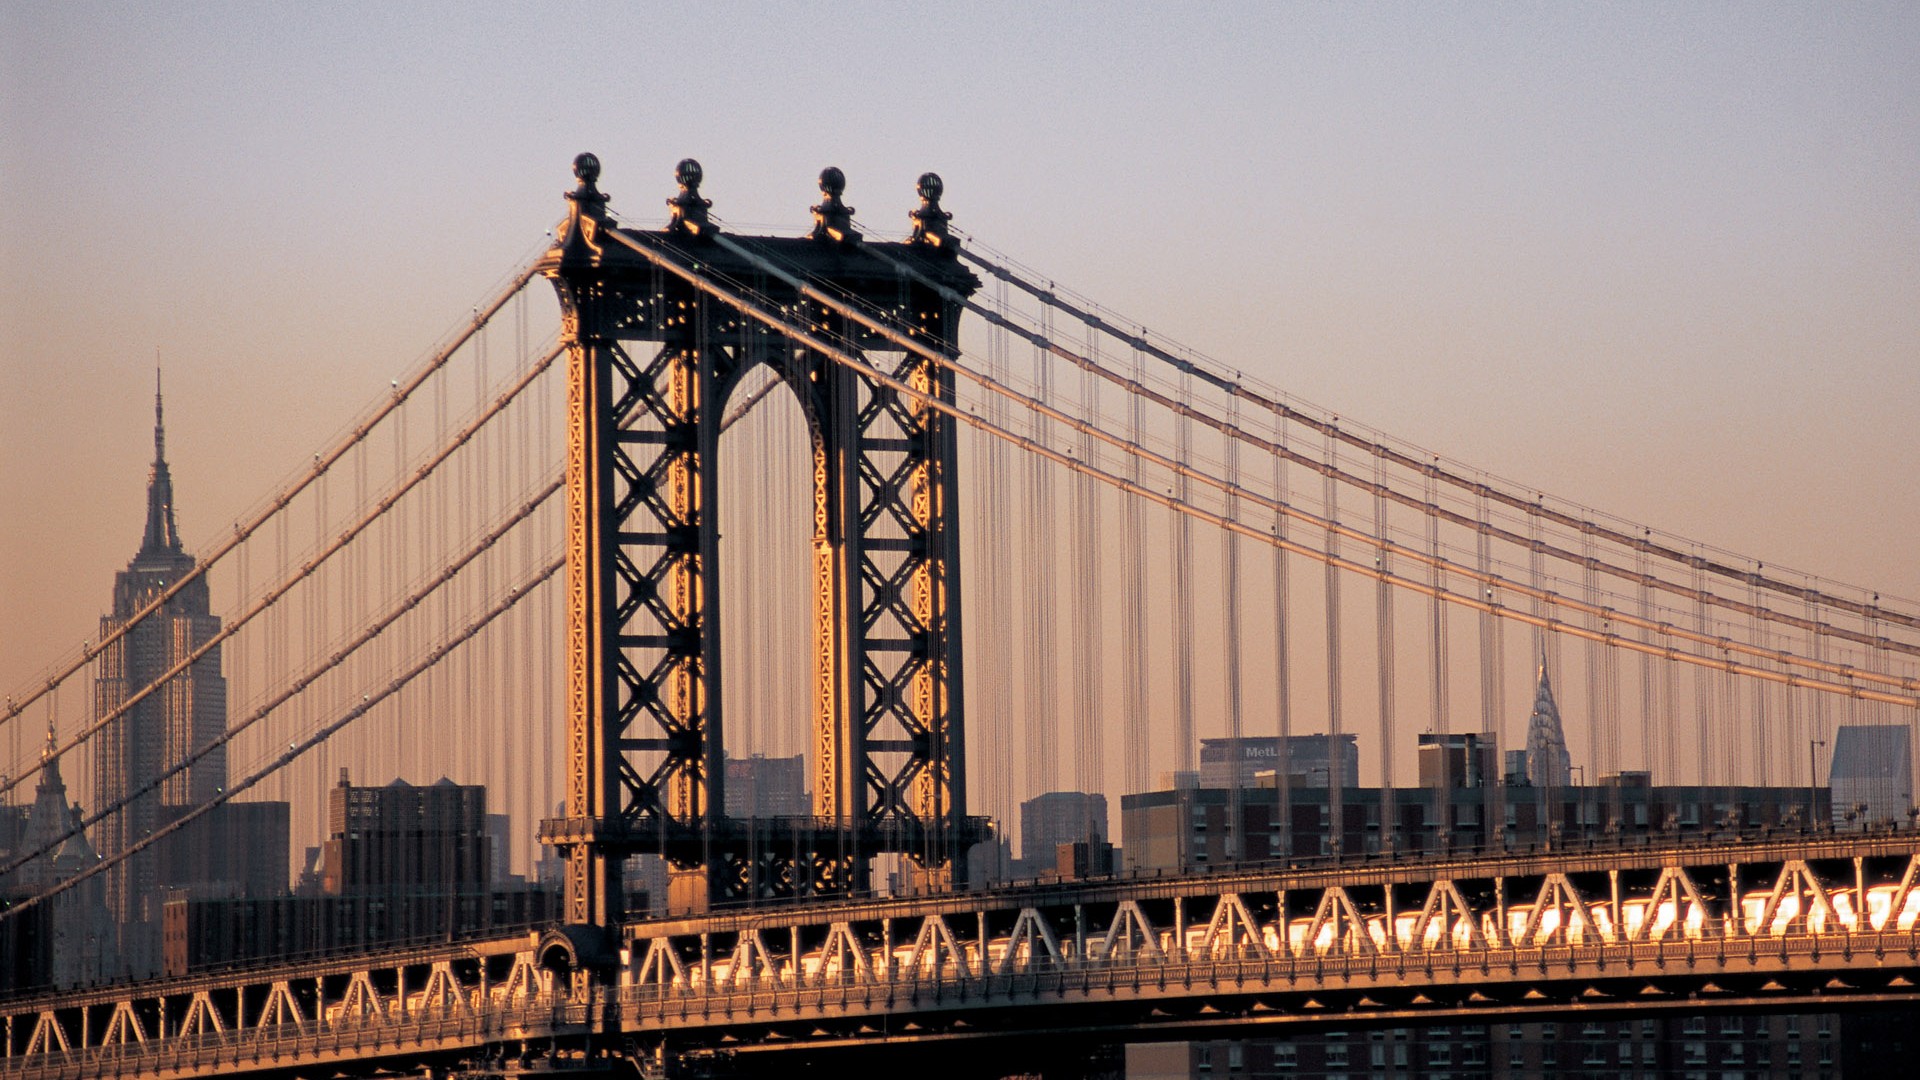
(3, 154), (1918, 1078)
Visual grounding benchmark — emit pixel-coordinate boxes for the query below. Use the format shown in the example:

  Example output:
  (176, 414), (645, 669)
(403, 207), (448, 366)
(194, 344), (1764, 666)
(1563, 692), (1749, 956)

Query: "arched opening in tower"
(716, 369), (816, 826)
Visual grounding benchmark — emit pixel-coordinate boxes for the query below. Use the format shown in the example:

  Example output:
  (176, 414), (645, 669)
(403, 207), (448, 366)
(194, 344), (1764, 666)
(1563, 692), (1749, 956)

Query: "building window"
(1274, 1044), (1297, 1068)
(1228, 1044), (1243, 1071)
(1326, 1044), (1349, 1066)
(1684, 1017), (1707, 1035)
(1196, 1045), (1212, 1071)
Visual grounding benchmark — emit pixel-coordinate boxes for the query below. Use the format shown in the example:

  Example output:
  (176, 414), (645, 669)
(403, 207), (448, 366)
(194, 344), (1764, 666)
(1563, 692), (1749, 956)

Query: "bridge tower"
(538, 155), (986, 931)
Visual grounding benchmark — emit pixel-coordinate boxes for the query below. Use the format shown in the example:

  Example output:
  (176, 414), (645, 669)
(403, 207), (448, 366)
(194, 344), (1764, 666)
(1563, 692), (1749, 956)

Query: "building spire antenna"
(138, 350), (182, 557)
(154, 349), (165, 465)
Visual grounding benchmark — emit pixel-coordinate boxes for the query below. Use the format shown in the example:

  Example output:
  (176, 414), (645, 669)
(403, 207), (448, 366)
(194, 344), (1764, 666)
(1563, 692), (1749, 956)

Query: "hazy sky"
(4, 3), (1917, 705)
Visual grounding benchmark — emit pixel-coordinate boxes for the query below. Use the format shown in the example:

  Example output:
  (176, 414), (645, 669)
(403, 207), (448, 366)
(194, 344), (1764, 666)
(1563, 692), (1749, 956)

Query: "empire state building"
(92, 372), (227, 960)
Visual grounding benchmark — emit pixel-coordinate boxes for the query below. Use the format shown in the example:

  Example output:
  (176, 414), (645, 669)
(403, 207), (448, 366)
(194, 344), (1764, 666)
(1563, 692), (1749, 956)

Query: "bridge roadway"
(10, 832), (1920, 1078)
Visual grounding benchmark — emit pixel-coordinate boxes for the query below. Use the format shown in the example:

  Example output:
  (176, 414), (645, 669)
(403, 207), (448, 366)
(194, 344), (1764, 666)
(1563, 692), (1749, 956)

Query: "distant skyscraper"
(1524, 659), (1572, 789)
(91, 372), (227, 967)
(723, 753), (809, 818)
(1017, 791), (1108, 875)
(1829, 725), (1913, 827)
(7, 724), (113, 986)
(321, 771), (491, 896)
(1198, 735), (1361, 790)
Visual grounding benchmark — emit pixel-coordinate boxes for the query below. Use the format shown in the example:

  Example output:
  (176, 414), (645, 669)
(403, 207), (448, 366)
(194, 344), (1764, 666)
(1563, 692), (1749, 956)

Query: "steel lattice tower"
(539, 156), (985, 928)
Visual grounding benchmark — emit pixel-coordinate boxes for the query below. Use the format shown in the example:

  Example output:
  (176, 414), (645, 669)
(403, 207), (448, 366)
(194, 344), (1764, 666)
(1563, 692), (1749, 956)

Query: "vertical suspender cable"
(1223, 396), (1245, 861)
(1581, 531), (1601, 836)
(1476, 489), (1502, 850)
(983, 284), (1014, 834)
(1122, 339), (1150, 797)
(1374, 453), (1396, 854)
(1638, 538), (1657, 789)
(1694, 561), (1712, 790)
(1073, 325), (1103, 803)
(1173, 368), (1197, 777)
(1272, 413), (1294, 863)
(1426, 461), (1447, 852)
(1024, 301), (1059, 799)
(1751, 571), (1769, 786)
(1323, 422), (1344, 861)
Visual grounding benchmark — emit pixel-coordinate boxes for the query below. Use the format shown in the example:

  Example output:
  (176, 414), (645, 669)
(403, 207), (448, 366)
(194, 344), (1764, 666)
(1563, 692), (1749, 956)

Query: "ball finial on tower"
(574, 153), (601, 184)
(909, 171), (955, 253)
(811, 167), (858, 245)
(668, 158), (713, 237)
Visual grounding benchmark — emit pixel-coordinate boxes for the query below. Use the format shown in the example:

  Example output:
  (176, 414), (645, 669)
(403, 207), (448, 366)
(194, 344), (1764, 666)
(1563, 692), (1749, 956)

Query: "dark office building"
(1829, 723), (1913, 828)
(1123, 773), (1828, 872)
(1018, 791), (1109, 877)
(163, 770), (547, 975)
(723, 753), (809, 818)
(0, 730), (113, 988)
(162, 887), (556, 976)
(321, 771), (490, 895)
(1138, 1011), (1896, 1078)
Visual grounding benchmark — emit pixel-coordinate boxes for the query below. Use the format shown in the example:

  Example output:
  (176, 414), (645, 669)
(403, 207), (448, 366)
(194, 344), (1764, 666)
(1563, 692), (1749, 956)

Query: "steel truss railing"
(9, 838), (1920, 1077)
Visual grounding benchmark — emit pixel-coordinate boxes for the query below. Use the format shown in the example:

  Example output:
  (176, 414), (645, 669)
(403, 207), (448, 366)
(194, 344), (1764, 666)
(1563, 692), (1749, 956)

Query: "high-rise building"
(1829, 724), (1913, 827)
(91, 374), (228, 966)
(1523, 659), (1573, 788)
(723, 753), (809, 818)
(1, 724), (113, 988)
(1418, 732), (1498, 789)
(321, 771), (491, 896)
(1017, 791), (1108, 876)
(1198, 735), (1360, 790)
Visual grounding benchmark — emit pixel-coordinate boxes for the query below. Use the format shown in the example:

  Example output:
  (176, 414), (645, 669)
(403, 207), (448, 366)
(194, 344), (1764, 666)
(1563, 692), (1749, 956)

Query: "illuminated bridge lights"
(10, 839), (1920, 1077)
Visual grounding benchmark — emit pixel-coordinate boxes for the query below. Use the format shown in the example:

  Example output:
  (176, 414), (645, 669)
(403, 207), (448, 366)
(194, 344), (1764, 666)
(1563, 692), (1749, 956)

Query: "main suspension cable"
(1, 340), (562, 799)
(669, 230), (1920, 695)
(603, 226), (1920, 709)
(0, 263), (544, 736)
(0, 552), (563, 922)
(0, 476), (562, 883)
(959, 246), (1920, 636)
(882, 244), (1916, 662)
